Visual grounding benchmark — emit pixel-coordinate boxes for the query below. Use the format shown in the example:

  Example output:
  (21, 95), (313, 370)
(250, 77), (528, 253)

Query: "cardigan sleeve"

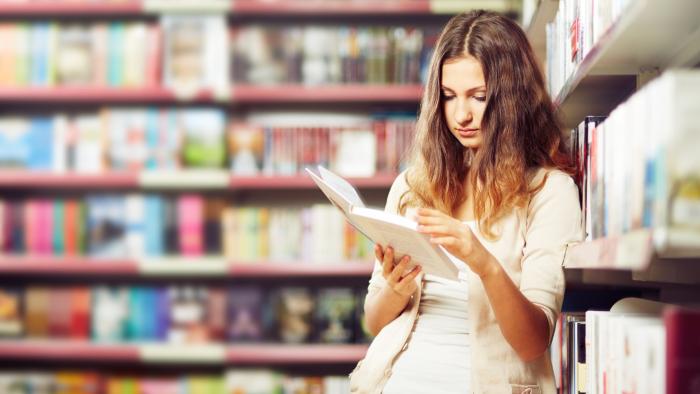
(520, 169), (584, 342)
(367, 169), (411, 295)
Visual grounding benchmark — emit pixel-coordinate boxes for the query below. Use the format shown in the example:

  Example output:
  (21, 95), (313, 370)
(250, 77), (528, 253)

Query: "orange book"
(24, 287), (50, 338)
(63, 200), (77, 255)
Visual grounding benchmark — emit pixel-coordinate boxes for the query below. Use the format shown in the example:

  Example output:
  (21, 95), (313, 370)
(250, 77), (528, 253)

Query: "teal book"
(52, 199), (65, 255)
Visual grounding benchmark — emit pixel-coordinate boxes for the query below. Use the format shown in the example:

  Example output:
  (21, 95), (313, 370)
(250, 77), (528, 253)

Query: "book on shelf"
(306, 165), (462, 281)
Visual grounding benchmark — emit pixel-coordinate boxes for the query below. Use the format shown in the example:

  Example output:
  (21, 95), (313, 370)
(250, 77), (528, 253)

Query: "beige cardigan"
(349, 168), (583, 394)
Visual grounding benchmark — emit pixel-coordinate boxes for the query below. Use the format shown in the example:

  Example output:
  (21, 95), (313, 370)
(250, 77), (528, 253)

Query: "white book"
(306, 165), (462, 281)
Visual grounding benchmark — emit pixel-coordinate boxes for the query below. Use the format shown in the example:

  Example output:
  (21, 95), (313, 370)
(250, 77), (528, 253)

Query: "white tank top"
(382, 271), (471, 394)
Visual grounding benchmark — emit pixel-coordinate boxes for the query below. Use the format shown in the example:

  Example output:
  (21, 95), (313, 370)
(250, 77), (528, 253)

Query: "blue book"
(108, 23), (124, 86)
(144, 195), (164, 257)
(154, 288), (170, 341)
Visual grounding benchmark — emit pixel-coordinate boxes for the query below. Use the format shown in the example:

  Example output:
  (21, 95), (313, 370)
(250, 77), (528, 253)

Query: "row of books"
(569, 70), (700, 240)
(0, 17), (437, 91)
(231, 25), (436, 86)
(551, 304), (700, 394)
(0, 110), (414, 177)
(0, 21), (162, 88)
(0, 196), (374, 261)
(546, 0), (631, 96)
(0, 285), (372, 345)
(0, 370), (349, 394)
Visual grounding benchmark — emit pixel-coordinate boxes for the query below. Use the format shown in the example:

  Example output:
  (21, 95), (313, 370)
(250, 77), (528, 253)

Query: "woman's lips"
(456, 128), (478, 138)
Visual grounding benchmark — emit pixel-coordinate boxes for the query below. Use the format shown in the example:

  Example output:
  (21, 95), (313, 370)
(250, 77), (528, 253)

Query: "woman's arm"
(416, 171), (581, 361)
(415, 209), (551, 360)
(364, 245), (421, 336)
(478, 255), (550, 361)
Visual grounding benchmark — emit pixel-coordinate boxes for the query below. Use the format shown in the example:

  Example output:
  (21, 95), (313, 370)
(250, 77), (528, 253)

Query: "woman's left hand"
(415, 208), (497, 279)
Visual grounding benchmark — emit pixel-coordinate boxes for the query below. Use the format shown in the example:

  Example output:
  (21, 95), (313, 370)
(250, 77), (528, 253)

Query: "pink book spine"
(40, 199), (53, 255)
(178, 195), (203, 255)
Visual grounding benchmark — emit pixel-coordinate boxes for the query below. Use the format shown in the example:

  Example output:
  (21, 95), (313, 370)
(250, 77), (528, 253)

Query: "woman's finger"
(381, 246), (394, 278)
(397, 265), (422, 288)
(417, 224), (452, 236)
(389, 255), (410, 283)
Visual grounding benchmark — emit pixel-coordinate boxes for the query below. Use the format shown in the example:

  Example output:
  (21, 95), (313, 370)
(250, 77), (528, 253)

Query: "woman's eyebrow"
(440, 85), (486, 93)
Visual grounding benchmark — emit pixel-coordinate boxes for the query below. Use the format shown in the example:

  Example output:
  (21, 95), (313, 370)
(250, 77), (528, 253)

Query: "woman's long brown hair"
(401, 10), (572, 239)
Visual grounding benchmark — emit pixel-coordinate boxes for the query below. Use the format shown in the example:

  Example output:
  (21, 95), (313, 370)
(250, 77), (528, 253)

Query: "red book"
(665, 306), (700, 394)
(70, 287), (91, 340)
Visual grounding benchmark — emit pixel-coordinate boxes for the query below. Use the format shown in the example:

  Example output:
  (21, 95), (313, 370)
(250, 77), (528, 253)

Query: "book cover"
(306, 165), (461, 281)
(270, 287), (314, 344)
(91, 286), (128, 342)
(177, 194), (203, 256)
(55, 24), (94, 85)
(228, 286), (264, 343)
(0, 287), (23, 337)
(665, 306), (700, 394)
(25, 287), (50, 338)
(228, 122), (264, 175)
(314, 287), (356, 344)
(180, 109), (227, 168)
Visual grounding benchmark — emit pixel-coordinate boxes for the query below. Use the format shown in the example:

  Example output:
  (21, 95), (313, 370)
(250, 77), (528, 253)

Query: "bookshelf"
(0, 0), (518, 16)
(0, 171), (397, 189)
(0, 85), (423, 104)
(0, 341), (368, 364)
(551, 0), (700, 128)
(0, 256), (374, 278)
(0, 2), (470, 387)
(541, 0), (700, 285)
(540, 1), (700, 392)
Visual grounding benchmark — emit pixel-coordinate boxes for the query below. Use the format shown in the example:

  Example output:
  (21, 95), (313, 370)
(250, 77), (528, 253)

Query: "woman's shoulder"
(528, 167), (576, 193)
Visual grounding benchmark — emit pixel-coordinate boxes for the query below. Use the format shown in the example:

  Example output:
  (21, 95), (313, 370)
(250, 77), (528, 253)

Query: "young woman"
(350, 10), (583, 394)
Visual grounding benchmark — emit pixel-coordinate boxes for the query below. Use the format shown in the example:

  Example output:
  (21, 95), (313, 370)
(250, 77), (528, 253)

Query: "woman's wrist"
(381, 281), (412, 304)
(477, 252), (502, 281)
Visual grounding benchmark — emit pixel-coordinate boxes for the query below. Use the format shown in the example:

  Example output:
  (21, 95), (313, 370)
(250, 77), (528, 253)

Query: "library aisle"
(0, 0), (698, 393)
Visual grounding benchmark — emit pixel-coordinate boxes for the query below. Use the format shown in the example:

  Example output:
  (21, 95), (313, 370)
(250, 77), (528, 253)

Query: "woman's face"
(441, 55), (487, 150)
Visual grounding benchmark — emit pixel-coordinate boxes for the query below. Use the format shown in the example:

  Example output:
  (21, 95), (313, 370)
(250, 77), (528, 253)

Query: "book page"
(350, 207), (459, 281)
(317, 165), (365, 208)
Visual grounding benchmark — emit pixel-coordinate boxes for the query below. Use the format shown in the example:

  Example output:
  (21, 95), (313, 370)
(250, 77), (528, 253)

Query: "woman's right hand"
(376, 244), (422, 298)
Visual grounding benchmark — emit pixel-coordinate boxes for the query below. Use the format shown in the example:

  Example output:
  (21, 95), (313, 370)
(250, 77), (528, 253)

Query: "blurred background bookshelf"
(0, 1), (523, 393)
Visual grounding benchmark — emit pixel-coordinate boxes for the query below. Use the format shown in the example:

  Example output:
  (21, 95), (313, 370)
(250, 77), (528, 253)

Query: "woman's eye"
(474, 96), (486, 102)
(442, 94), (455, 101)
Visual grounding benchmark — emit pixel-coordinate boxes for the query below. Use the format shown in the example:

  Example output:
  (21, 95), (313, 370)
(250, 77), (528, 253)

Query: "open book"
(306, 165), (463, 281)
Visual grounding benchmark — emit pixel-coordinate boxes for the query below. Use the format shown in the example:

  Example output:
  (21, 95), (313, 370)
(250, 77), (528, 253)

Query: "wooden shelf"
(227, 344), (367, 364)
(563, 228), (700, 285)
(231, 84), (423, 103)
(0, 85), (422, 104)
(554, 0), (700, 128)
(0, 341), (139, 362)
(0, 171), (138, 189)
(0, 0), (514, 16)
(0, 341), (368, 364)
(0, 87), (218, 103)
(0, 256), (374, 277)
(229, 173), (396, 189)
(0, 171), (396, 190)
(0, 1), (142, 16)
(231, 0), (432, 15)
